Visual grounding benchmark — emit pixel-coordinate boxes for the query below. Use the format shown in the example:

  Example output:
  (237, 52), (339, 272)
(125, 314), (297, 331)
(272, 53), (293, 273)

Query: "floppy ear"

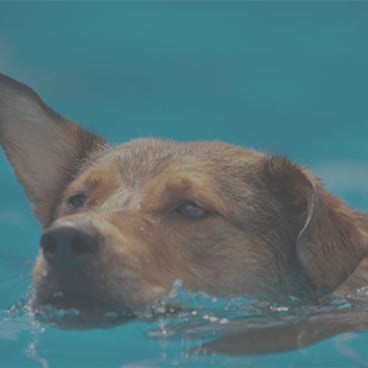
(0, 73), (106, 226)
(264, 156), (367, 293)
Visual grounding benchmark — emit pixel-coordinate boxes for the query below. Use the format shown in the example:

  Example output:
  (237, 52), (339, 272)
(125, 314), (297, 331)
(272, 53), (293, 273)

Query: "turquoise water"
(1, 2), (368, 367)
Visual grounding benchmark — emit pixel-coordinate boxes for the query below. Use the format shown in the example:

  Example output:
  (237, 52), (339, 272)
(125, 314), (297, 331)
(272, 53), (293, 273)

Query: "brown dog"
(1, 72), (368, 329)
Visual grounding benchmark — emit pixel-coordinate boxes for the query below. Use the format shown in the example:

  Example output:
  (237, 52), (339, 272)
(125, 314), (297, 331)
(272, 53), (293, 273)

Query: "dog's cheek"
(180, 220), (288, 297)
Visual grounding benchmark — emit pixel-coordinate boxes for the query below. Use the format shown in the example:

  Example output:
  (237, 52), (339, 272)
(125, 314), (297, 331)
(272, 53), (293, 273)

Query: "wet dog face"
(32, 140), (292, 326)
(1, 73), (367, 328)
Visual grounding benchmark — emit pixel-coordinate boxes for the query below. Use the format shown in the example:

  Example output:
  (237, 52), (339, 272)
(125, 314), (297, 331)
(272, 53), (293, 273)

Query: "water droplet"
(53, 291), (64, 298)
(104, 311), (118, 319)
(270, 305), (289, 312)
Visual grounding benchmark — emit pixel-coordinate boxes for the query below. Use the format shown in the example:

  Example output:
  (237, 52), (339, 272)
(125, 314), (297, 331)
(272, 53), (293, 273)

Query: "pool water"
(1, 2), (368, 367)
(2, 277), (368, 368)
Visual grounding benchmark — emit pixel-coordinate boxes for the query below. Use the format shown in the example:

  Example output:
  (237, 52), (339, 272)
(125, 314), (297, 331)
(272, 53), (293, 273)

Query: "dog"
(1, 72), (368, 331)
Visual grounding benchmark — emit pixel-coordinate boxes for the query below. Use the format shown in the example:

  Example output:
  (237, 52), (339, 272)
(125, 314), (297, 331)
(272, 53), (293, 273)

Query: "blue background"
(1, 2), (368, 367)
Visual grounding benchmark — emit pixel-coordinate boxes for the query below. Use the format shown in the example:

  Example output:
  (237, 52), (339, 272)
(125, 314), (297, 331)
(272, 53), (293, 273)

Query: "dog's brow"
(115, 150), (174, 186)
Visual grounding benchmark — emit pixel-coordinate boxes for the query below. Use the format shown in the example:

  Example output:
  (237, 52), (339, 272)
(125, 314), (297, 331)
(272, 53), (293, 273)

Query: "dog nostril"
(41, 235), (59, 259)
(70, 237), (96, 256)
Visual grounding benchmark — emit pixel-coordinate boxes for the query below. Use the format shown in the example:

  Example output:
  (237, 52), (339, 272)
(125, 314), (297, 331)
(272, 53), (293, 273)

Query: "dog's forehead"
(71, 138), (268, 215)
(89, 138), (265, 181)
(103, 137), (265, 166)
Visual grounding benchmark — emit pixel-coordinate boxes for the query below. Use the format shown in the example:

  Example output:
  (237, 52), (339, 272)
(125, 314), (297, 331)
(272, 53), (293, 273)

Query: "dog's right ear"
(0, 73), (106, 226)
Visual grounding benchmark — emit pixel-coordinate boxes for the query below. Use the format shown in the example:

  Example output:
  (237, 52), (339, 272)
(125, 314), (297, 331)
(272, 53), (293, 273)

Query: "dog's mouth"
(32, 290), (135, 329)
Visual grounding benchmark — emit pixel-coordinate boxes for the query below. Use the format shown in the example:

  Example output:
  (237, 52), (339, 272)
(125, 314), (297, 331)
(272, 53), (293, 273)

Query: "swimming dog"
(1, 72), (368, 329)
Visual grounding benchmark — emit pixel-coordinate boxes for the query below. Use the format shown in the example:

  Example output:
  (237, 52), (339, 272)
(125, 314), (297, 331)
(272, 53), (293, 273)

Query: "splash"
(145, 280), (271, 341)
(144, 279), (363, 350)
(0, 288), (49, 367)
(25, 319), (49, 368)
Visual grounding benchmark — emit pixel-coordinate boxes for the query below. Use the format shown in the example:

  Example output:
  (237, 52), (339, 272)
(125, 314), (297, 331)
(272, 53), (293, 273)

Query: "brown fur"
(1, 72), (368, 328)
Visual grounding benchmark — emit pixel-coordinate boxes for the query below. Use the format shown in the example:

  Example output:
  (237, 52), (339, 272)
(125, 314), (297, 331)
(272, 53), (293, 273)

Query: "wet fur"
(1, 72), (368, 326)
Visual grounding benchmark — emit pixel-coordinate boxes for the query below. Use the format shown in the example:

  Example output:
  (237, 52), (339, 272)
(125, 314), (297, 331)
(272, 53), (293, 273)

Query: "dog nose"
(41, 221), (100, 267)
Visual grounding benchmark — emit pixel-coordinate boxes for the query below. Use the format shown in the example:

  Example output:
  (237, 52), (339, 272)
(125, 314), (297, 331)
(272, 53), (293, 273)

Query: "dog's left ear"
(263, 156), (367, 293)
(0, 73), (106, 226)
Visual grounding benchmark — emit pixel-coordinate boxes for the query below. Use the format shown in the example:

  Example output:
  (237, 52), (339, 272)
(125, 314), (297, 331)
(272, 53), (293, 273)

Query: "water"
(1, 2), (368, 367)
(2, 279), (368, 367)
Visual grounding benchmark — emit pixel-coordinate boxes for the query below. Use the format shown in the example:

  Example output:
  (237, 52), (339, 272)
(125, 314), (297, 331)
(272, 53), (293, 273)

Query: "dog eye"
(67, 193), (88, 209)
(177, 201), (209, 219)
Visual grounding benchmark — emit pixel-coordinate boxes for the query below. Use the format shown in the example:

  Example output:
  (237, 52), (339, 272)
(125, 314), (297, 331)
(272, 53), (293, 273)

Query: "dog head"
(1, 73), (367, 327)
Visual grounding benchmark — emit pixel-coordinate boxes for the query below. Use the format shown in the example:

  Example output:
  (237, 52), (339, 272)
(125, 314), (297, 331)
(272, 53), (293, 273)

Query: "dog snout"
(40, 220), (100, 267)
